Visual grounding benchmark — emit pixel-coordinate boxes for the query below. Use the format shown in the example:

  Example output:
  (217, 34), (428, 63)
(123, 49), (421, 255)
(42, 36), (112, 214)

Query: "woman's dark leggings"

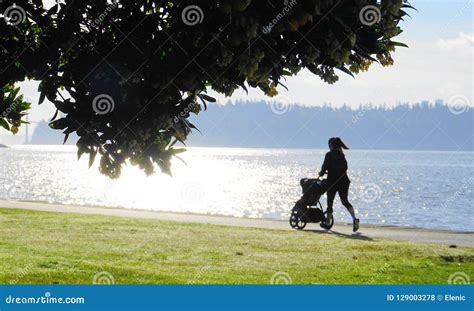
(326, 181), (352, 214)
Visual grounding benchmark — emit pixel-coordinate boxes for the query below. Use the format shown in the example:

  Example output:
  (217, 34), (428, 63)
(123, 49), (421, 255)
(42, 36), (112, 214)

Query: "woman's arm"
(319, 153), (330, 176)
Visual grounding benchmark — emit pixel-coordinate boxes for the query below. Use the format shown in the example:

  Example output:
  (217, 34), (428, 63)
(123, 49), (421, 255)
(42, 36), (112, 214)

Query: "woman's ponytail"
(335, 137), (349, 150)
(329, 137), (349, 150)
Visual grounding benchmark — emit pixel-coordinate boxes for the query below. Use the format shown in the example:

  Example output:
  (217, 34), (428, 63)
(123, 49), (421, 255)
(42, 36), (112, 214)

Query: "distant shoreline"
(9, 101), (473, 151)
(1, 144), (473, 153)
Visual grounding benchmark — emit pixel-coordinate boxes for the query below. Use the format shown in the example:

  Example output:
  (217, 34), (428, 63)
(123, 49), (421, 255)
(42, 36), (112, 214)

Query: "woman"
(319, 137), (359, 232)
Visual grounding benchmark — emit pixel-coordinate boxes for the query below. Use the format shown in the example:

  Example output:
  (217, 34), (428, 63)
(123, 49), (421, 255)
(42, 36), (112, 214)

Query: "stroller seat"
(300, 178), (328, 206)
(289, 178), (333, 230)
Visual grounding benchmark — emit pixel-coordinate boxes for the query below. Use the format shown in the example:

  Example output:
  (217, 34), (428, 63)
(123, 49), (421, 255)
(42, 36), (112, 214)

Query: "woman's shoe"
(325, 213), (333, 227)
(353, 218), (360, 232)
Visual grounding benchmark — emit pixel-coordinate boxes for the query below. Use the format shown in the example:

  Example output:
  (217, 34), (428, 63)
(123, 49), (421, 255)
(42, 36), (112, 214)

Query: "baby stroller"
(289, 178), (334, 230)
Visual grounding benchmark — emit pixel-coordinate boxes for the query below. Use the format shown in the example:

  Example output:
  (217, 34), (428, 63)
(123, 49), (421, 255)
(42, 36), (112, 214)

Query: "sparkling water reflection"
(0, 146), (472, 231)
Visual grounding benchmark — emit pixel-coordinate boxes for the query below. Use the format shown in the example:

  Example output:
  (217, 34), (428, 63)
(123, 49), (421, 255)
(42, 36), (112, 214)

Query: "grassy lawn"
(0, 208), (472, 284)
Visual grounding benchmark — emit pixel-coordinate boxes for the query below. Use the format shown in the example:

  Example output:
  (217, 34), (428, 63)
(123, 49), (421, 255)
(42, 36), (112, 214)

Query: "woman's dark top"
(319, 149), (350, 184)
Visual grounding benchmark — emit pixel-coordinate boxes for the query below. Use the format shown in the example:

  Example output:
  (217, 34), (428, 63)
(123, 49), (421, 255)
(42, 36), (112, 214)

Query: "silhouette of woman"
(319, 137), (359, 232)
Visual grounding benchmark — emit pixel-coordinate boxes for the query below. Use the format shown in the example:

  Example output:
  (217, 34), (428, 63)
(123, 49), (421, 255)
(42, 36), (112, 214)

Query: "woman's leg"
(338, 182), (356, 220)
(325, 186), (337, 226)
(326, 187), (336, 215)
(338, 182), (359, 232)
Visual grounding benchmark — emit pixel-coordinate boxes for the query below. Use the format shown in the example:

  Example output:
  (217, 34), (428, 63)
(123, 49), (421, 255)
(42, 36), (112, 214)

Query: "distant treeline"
(29, 100), (472, 151)
(188, 100), (473, 151)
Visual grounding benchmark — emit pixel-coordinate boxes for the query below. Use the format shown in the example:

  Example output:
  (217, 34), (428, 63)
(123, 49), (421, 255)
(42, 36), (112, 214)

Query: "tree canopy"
(0, 0), (413, 178)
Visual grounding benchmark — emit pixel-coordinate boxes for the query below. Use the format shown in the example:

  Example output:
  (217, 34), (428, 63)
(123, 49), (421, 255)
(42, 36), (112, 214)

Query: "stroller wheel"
(320, 213), (334, 230)
(289, 215), (299, 228)
(296, 220), (307, 230)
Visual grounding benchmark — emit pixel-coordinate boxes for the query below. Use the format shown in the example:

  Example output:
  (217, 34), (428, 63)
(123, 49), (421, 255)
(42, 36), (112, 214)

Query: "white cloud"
(437, 32), (474, 49)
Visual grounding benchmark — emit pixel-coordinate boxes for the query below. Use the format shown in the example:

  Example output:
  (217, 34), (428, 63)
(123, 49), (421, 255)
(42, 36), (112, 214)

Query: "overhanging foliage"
(0, 0), (413, 177)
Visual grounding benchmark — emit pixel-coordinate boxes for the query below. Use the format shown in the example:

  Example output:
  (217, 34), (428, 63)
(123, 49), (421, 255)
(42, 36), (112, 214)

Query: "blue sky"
(403, 0), (473, 39)
(3, 0), (473, 144)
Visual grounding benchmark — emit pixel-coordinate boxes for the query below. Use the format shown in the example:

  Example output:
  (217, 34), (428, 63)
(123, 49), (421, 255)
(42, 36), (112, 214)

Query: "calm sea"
(0, 146), (472, 231)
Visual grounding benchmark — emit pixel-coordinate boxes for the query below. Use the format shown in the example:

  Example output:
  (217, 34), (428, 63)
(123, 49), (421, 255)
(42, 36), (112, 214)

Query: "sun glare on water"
(1, 145), (472, 231)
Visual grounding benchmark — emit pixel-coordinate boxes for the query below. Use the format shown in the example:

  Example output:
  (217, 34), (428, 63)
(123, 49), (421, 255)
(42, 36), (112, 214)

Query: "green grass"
(0, 208), (472, 284)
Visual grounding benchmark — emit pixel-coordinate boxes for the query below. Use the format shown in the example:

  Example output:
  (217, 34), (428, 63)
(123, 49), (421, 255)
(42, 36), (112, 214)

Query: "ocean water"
(0, 145), (472, 231)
